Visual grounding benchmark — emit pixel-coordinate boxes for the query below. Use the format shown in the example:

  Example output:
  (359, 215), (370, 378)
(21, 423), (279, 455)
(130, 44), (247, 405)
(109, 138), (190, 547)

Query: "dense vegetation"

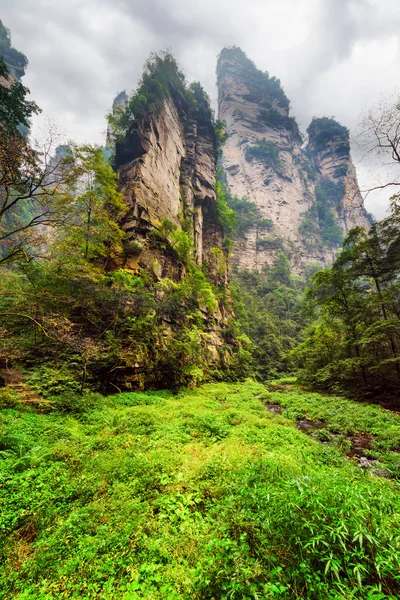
(1, 380), (399, 599)
(232, 253), (308, 380)
(107, 52), (213, 142)
(308, 117), (350, 156)
(0, 49), (244, 392)
(245, 139), (282, 171)
(300, 178), (344, 248)
(295, 197), (400, 397)
(2, 28), (400, 600)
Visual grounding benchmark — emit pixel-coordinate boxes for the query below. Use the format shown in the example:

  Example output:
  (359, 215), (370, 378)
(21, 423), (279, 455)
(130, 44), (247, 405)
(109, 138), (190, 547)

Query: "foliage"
(299, 178), (344, 249)
(226, 194), (272, 236)
(245, 139), (281, 170)
(308, 117), (350, 155)
(0, 58), (40, 136)
(0, 380), (399, 598)
(215, 119), (228, 149)
(294, 199), (400, 397)
(215, 171), (238, 236)
(256, 236), (283, 250)
(232, 253), (308, 379)
(265, 383), (400, 478)
(0, 20), (28, 70)
(186, 82), (213, 121)
(52, 144), (126, 262)
(107, 51), (187, 141)
(258, 108), (302, 142)
(333, 164), (348, 178)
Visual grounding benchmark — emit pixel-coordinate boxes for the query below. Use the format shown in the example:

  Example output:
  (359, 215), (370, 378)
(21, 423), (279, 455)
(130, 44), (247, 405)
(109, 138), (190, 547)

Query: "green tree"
(54, 145), (126, 263)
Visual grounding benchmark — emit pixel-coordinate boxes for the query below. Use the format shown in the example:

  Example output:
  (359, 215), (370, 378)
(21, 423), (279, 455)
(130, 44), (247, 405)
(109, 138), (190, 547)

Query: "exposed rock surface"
(217, 47), (370, 273)
(114, 88), (231, 373)
(115, 88), (225, 284)
(307, 118), (371, 234)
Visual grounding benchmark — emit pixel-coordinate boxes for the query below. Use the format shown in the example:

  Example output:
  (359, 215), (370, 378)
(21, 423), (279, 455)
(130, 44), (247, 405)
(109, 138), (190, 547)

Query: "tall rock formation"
(217, 47), (370, 272)
(115, 86), (225, 282)
(113, 79), (232, 370)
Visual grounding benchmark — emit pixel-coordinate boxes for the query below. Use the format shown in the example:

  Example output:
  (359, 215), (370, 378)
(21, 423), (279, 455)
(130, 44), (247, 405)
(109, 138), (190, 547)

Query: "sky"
(1, 0), (400, 218)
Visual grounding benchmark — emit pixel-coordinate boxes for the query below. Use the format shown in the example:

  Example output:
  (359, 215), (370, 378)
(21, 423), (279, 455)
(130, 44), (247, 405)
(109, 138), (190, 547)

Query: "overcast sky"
(2, 0), (400, 218)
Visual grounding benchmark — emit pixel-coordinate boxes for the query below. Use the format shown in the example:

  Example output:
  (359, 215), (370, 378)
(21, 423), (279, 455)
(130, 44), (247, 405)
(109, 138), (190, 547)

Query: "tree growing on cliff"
(0, 56), (40, 135)
(52, 145), (125, 264)
(107, 51), (186, 141)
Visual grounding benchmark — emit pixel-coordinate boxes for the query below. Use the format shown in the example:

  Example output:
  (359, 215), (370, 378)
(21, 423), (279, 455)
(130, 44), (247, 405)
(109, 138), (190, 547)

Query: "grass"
(0, 381), (399, 598)
(265, 382), (400, 477)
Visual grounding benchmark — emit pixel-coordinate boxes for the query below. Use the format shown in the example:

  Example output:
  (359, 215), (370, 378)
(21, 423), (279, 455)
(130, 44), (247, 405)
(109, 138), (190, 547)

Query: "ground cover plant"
(265, 380), (400, 478)
(0, 381), (399, 599)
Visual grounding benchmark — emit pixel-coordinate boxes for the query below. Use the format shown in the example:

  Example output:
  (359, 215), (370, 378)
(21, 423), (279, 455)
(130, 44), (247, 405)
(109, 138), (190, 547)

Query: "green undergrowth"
(265, 383), (400, 478)
(0, 381), (399, 599)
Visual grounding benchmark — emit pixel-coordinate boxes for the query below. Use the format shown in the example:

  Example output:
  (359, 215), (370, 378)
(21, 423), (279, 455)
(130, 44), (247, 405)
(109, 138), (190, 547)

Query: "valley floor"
(0, 380), (399, 599)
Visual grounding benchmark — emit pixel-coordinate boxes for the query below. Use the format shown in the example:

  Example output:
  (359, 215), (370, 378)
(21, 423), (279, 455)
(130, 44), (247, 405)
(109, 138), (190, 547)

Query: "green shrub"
(1, 381), (399, 598)
(256, 236), (283, 250)
(226, 195), (272, 236)
(245, 139), (281, 170)
(215, 173), (238, 236)
(49, 391), (101, 414)
(107, 51), (187, 140)
(333, 164), (348, 178)
(27, 366), (81, 397)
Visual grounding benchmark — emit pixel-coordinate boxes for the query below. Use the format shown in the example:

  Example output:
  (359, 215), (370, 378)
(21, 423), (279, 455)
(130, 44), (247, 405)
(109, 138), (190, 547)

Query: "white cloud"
(1, 0), (400, 217)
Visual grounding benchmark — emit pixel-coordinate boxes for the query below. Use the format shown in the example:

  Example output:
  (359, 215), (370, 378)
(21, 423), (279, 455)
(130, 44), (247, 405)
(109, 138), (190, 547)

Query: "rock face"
(115, 87), (225, 284)
(114, 86), (230, 370)
(307, 118), (370, 234)
(217, 47), (370, 272)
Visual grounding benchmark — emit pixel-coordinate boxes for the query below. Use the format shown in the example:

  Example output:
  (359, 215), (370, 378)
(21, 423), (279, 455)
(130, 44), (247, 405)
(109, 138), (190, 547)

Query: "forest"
(1, 21), (400, 600)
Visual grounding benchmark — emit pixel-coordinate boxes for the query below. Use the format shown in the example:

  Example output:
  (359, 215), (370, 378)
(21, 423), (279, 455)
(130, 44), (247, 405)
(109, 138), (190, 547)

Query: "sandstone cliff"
(113, 82), (231, 371)
(217, 47), (370, 273)
(115, 86), (224, 282)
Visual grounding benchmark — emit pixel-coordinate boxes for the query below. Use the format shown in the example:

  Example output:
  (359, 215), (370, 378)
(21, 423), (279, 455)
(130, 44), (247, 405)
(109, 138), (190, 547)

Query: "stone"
(217, 47), (370, 273)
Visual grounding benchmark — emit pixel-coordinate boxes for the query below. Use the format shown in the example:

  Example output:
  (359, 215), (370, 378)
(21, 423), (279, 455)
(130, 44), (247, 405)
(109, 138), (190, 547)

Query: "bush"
(107, 51), (187, 140)
(300, 179), (344, 248)
(256, 236), (283, 250)
(245, 139), (281, 170)
(226, 195), (272, 236)
(27, 366), (81, 397)
(50, 391), (101, 414)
